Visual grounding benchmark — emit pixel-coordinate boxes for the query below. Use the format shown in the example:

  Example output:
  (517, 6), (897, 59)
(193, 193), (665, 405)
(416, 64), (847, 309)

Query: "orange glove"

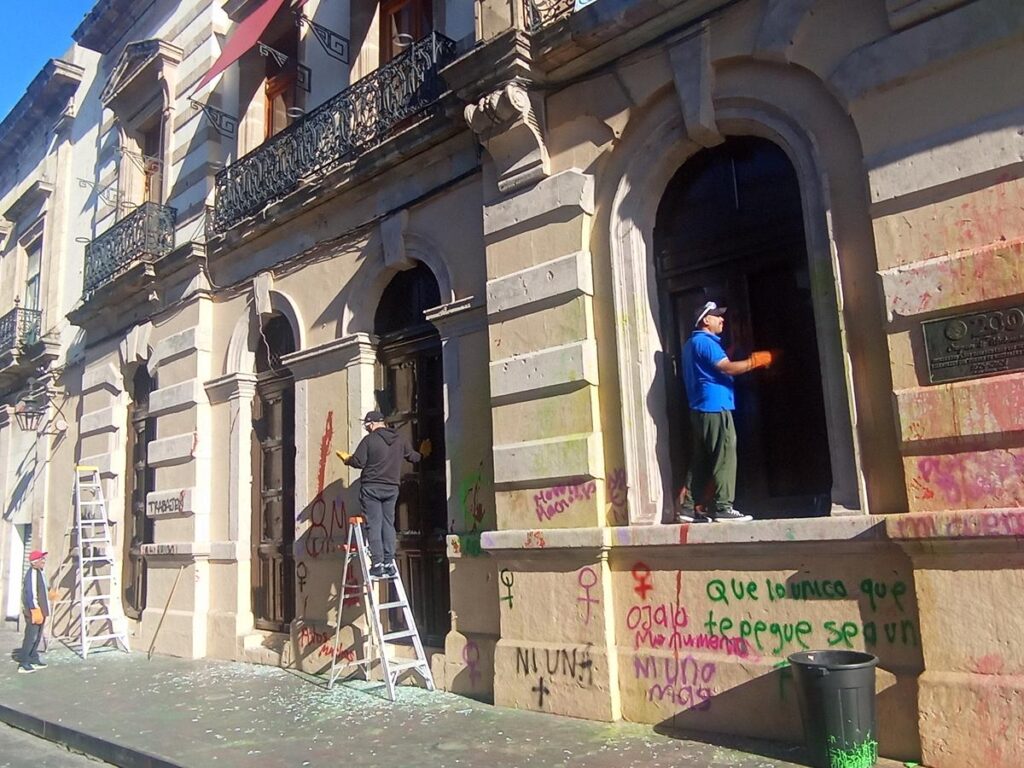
(419, 438), (432, 458)
(47, 589), (58, 602)
(749, 350), (775, 370)
(30, 608), (43, 625)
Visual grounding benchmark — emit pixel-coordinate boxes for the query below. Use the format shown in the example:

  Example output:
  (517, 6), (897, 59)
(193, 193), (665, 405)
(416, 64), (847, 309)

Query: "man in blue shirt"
(680, 302), (774, 522)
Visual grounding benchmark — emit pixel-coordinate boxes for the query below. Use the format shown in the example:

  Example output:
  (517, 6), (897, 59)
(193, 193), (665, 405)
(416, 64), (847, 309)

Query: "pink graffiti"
(534, 480), (596, 522)
(626, 600), (688, 650)
(607, 467), (628, 523)
(462, 639), (481, 686)
(577, 567), (599, 624)
(633, 653), (714, 711)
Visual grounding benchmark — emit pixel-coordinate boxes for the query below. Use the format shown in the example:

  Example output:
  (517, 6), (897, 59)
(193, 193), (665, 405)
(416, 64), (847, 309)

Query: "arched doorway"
(373, 262), (449, 647)
(252, 314), (296, 632)
(654, 136), (832, 518)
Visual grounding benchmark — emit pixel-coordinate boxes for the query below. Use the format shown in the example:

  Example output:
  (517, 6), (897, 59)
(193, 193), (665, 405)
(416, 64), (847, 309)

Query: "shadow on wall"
(621, 548), (923, 764)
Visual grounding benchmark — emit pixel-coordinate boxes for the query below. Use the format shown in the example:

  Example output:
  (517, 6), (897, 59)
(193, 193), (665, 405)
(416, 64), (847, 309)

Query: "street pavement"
(0, 627), (903, 768)
(0, 720), (113, 767)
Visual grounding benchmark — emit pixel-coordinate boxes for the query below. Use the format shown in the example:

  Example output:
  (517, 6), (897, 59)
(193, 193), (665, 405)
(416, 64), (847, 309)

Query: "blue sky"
(0, 1), (96, 119)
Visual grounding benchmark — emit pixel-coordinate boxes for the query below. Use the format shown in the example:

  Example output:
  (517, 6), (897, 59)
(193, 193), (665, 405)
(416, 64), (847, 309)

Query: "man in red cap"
(19, 550), (50, 673)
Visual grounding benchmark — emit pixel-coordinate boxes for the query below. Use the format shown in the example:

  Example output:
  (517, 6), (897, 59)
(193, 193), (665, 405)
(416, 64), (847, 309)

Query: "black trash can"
(787, 650), (879, 768)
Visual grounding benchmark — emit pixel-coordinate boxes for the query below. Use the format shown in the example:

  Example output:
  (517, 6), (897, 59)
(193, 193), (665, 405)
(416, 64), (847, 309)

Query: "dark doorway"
(123, 364), (155, 619)
(654, 137), (832, 518)
(374, 263), (449, 647)
(252, 314), (296, 632)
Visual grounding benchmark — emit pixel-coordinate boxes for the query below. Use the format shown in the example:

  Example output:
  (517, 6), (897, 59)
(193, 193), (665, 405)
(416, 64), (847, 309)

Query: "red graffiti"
(632, 562), (653, 600)
(299, 625), (356, 662)
(316, 411), (334, 495)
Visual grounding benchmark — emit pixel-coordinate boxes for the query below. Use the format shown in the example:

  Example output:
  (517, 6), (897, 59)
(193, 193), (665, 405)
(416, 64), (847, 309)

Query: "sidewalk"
(0, 628), (898, 768)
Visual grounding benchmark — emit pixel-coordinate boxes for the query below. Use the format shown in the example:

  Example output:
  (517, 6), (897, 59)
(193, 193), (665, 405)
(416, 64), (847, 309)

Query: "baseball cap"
(694, 301), (727, 328)
(28, 550), (47, 562)
(362, 410), (385, 423)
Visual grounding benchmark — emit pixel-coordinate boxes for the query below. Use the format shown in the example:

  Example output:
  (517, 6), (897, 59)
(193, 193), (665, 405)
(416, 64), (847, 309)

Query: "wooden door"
(378, 333), (448, 646)
(123, 366), (155, 619)
(656, 137), (832, 518)
(252, 375), (296, 631)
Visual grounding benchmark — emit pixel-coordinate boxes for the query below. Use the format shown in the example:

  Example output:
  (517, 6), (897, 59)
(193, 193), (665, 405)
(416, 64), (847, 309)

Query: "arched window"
(654, 137), (832, 518)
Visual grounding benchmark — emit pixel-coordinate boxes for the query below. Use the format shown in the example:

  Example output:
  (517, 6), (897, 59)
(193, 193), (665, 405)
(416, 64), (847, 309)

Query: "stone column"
(204, 371), (257, 657)
(468, 84), (619, 720)
(428, 297), (501, 699)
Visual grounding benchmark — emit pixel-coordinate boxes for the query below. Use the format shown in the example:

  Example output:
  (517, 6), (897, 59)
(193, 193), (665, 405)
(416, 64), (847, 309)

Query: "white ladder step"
(82, 575), (114, 582)
(388, 659), (427, 673)
(85, 632), (124, 642)
(379, 601), (404, 610)
(382, 629), (417, 642)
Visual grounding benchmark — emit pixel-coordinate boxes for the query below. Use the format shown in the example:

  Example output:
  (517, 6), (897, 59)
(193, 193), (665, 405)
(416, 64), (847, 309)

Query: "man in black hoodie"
(338, 411), (424, 578)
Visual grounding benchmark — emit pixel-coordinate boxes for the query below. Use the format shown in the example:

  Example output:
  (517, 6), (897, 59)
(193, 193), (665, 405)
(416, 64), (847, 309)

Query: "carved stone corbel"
(464, 83), (550, 194)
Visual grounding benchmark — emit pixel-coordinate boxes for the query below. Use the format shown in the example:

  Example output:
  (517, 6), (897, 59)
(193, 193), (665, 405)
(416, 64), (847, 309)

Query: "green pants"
(683, 410), (737, 512)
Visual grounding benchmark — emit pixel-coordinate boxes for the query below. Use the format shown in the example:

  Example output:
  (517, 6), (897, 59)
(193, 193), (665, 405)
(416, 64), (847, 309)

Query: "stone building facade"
(1, 1), (1022, 767)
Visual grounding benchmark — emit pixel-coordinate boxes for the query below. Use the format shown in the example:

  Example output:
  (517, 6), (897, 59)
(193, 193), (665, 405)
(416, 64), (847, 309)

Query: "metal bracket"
(189, 98), (238, 138)
(294, 12), (350, 64)
(257, 41), (289, 68)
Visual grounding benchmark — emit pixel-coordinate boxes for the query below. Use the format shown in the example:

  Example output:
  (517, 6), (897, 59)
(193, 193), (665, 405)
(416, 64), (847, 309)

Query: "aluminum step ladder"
(73, 466), (130, 657)
(327, 515), (435, 700)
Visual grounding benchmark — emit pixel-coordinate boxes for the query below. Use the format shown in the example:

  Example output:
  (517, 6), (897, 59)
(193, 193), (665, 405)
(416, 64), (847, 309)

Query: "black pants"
(20, 618), (44, 667)
(359, 482), (399, 565)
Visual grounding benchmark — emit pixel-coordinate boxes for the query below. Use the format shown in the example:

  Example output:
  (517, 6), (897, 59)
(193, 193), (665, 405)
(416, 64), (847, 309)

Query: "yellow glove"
(335, 449), (352, 462)
(30, 608), (43, 625)
(419, 438), (432, 458)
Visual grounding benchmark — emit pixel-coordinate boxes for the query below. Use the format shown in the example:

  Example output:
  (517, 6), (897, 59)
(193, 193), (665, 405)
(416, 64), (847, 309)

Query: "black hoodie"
(344, 427), (421, 485)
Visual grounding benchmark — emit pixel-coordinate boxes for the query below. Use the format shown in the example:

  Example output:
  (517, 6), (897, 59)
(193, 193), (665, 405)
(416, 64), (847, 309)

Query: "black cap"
(362, 410), (385, 423)
(694, 301), (727, 328)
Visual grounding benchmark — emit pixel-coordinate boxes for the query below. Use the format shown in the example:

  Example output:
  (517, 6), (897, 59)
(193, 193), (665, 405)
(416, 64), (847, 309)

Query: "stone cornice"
(280, 333), (377, 379)
(74, 0), (158, 54)
(205, 372), (258, 404)
(0, 60), (84, 157)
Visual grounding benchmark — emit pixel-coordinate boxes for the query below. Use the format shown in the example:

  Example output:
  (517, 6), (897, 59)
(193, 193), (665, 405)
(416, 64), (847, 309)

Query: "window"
(141, 122), (163, 205)
(123, 365), (155, 619)
(23, 237), (41, 312)
(380, 0), (432, 62)
(264, 27), (299, 139)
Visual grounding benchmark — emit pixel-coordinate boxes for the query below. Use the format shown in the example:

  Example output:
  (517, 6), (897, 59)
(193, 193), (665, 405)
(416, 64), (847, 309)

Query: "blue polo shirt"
(682, 330), (735, 412)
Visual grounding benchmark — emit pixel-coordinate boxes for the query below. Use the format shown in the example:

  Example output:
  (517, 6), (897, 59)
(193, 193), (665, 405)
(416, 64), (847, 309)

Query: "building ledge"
(472, 509), (1024, 552)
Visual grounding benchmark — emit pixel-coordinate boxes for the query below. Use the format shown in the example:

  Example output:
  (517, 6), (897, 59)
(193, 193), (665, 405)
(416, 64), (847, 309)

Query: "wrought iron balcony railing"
(212, 31), (457, 236)
(524, 0), (576, 31)
(83, 201), (176, 296)
(0, 305), (42, 354)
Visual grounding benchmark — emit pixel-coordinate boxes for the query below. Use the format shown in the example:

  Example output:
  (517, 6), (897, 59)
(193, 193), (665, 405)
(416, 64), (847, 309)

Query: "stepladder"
(72, 466), (131, 657)
(327, 515), (435, 700)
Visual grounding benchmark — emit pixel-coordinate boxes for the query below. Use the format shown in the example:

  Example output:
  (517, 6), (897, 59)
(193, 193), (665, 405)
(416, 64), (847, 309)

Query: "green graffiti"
(458, 465), (486, 531)
(458, 533), (482, 557)
(828, 735), (878, 768)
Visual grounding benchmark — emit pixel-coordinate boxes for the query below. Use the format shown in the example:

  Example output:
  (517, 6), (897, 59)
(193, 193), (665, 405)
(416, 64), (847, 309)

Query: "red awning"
(193, 0), (298, 93)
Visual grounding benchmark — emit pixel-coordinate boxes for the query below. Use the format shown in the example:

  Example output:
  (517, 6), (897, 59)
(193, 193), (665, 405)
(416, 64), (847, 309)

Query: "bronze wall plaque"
(922, 305), (1024, 384)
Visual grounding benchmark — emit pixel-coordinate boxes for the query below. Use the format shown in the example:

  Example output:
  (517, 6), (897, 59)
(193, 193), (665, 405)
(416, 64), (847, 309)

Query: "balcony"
(83, 201), (176, 296)
(524, 0), (575, 31)
(0, 305), (42, 354)
(211, 31), (457, 236)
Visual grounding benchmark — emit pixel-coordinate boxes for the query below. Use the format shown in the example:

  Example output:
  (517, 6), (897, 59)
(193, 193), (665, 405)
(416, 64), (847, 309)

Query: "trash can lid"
(787, 650), (878, 670)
